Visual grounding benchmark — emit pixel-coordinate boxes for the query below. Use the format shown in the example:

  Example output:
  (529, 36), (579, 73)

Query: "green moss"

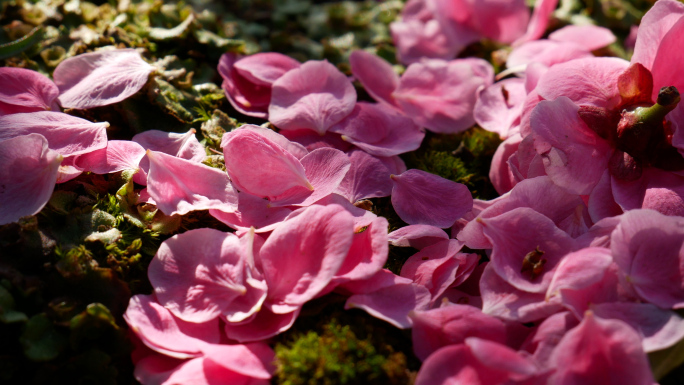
(402, 128), (502, 200)
(274, 300), (417, 385)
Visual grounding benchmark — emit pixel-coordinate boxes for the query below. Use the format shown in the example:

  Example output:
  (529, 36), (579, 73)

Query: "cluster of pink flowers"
(1, 0), (684, 383)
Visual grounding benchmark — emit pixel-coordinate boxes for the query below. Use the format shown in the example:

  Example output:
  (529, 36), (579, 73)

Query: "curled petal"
(0, 134), (62, 225)
(0, 111), (108, 157)
(54, 49), (154, 109)
(146, 150), (238, 216)
(0, 67), (59, 115)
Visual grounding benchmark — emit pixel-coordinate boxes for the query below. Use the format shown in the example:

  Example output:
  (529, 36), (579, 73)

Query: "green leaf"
(20, 314), (67, 362)
(0, 285), (28, 324)
(650, 336), (684, 381)
(0, 26), (44, 60)
(69, 303), (120, 350)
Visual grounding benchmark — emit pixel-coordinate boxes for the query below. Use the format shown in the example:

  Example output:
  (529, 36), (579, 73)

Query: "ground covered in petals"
(1, 0), (683, 385)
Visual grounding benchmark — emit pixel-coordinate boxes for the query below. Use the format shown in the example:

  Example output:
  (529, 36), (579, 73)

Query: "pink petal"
(75, 140), (146, 174)
(260, 205), (354, 312)
(133, 129), (206, 163)
(279, 128), (352, 153)
(218, 53), (270, 118)
(335, 268), (412, 295)
(223, 306), (300, 343)
(411, 304), (508, 361)
(124, 294), (220, 359)
(330, 102), (424, 157)
(388, 225), (449, 250)
(218, 53), (300, 118)
(393, 58), (493, 133)
(329, 215), (388, 285)
(390, 19), (467, 65)
(469, 0), (529, 43)
(146, 150), (238, 216)
(507, 40), (593, 70)
(474, 78), (526, 139)
(0, 134), (62, 225)
(545, 247), (614, 308)
(465, 337), (541, 379)
(135, 354), (270, 385)
(234, 53), (301, 85)
(413, 344), (510, 385)
(531, 97), (613, 195)
(549, 25), (616, 51)
(0, 111), (108, 157)
(536, 57), (629, 109)
(480, 262), (564, 323)
(391, 169), (473, 228)
(349, 51), (399, 107)
(588, 170), (624, 222)
(209, 192), (293, 233)
(610, 209), (684, 309)
(592, 302), (684, 353)
(523, 311), (579, 368)
(549, 311), (655, 385)
(334, 150), (393, 203)
(234, 125), (308, 159)
(400, 239), (478, 302)
(221, 128), (312, 200)
(512, 0), (559, 46)
(458, 176), (589, 249)
(575, 215), (621, 249)
(0, 67), (59, 115)
(268, 60), (356, 135)
(378, 154), (407, 175)
(54, 49), (154, 109)
(489, 133), (522, 195)
(649, 15), (684, 101)
(611, 168), (684, 217)
(282, 147), (351, 207)
(201, 343), (274, 380)
(480, 207), (578, 293)
(345, 281), (431, 329)
(56, 156), (84, 183)
(147, 229), (255, 323)
(631, 0), (684, 71)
